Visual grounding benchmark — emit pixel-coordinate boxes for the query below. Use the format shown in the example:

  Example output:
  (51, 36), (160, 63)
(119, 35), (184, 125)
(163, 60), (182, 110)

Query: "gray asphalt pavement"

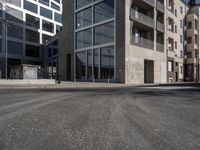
(0, 86), (200, 150)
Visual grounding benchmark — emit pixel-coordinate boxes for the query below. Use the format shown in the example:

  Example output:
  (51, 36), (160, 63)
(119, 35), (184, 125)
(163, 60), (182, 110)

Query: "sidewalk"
(0, 81), (199, 90)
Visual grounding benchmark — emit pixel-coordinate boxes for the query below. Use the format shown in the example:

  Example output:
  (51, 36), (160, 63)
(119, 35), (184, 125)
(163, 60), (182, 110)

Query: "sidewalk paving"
(0, 81), (199, 90)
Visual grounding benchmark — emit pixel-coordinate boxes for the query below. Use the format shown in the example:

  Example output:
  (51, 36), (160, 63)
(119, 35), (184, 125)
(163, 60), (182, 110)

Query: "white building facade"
(0, 0), (62, 78)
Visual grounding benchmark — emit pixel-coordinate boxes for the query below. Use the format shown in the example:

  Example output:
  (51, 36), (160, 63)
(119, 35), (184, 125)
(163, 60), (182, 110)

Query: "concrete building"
(59, 0), (168, 84)
(166, 0), (189, 82)
(184, 3), (200, 82)
(0, 0), (62, 78)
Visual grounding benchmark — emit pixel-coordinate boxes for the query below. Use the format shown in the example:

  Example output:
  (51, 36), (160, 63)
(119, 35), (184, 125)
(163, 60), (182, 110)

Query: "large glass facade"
(75, 0), (115, 81)
(76, 51), (86, 79)
(94, 22), (114, 45)
(76, 0), (92, 9)
(94, 0), (114, 23)
(76, 28), (92, 49)
(76, 7), (92, 29)
(100, 46), (114, 79)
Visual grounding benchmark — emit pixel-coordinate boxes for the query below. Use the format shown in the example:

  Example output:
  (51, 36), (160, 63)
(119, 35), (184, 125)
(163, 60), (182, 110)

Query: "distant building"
(58, 0), (200, 84)
(0, 0), (62, 78)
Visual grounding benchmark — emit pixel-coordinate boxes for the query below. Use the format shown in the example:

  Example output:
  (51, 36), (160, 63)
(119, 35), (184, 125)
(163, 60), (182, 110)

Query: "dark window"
(76, 28), (92, 49)
(76, 7), (92, 29)
(76, 51), (86, 79)
(8, 25), (23, 39)
(51, 2), (60, 11)
(42, 34), (52, 43)
(26, 14), (40, 28)
(56, 25), (62, 33)
(94, 22), (114, 45)
(26, 29), (40, 43)
(87, 50), (92, 79)
(0, 39), (2, 52)
(39, 0), (49, 6)
(93, 49), (99, 79)
(42, 20), (54, 33)
(100, 46), (114, 79)
(76, 0), (92, 9)
(7, 41), (23, 55)
(25, 45), (40, 58)
(54, 13), (62, 23)
(40, 7), (52, 19)
(94, 0), (114, 23)
(24, 1), (37, 13)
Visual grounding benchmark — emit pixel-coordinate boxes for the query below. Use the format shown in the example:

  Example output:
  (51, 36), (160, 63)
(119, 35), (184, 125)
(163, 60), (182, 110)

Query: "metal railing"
(157, 21), (165, 32)
(143, 0), (155, 7)
(130, 9), (154, 28)
(131, 35), (154, 49)
(157, 1), (165, 13)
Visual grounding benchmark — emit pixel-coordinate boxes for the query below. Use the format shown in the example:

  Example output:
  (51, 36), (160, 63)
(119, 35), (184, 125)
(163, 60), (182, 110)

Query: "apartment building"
(185, 3), (200, 82)
(167, 0), (189, 82)
(59, 0), (168, 84)
(0, 0), (62, 78)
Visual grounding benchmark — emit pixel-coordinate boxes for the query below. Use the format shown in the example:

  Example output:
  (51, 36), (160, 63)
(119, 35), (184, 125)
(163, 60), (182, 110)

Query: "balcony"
(131, 35), (154, 49)
(143, 0), (155, 7)
(157, 22), (165, 33)
(130, 9), (155, 28)
(157, 1), (165, 13)
(157, 43), (164, 52)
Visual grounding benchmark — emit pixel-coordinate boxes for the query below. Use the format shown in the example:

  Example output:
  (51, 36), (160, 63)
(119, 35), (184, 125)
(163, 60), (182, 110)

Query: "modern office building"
(0, 0), (62, 78)
(59, 0), (168, 84)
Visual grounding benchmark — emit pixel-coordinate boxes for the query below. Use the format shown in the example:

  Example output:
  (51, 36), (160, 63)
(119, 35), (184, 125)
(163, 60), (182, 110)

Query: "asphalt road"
(0, 86), (200, 150)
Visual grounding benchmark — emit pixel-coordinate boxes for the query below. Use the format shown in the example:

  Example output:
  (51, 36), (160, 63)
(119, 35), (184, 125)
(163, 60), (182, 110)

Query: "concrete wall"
(124, 0), (167, 84)
(59, 0), (74, 81)
(116, 0), (126, 83)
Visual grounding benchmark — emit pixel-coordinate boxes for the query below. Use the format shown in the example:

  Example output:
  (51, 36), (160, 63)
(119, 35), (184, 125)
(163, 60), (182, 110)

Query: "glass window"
(53, 40), (58, 55)
(76, 28), (92, 49)
(87, 50), (93, 79)
(76, 51), (86, 79)
(6, 0), (21, 7)
(0, 39), (2, 53)
(93, 49), (99, 79)
(51, 2), (60, 11)
(42, 34), (52, 43)
(76, 0), (92, 9)
(25, 44), (40, 58)
(39, 0), (49, 6)
(94, 0), (114, 23)
(6, 7), (23, 23)
(24, 1), (38, 13)
(40, 7), (52, 19)
(54, 0), (60, 3)
(26, 14), (40, 29)
(8, 25), (23, 39)
(7, 41), (23, 55)
(94, 22), (114, 45)
(100, 46), (114, 79)
(26, 29), (40, 43)
(56, 25), (62, 33)
(76, 7), (92, 29)
(42, 20), (54, 33)
(54, 13), (62, 23)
